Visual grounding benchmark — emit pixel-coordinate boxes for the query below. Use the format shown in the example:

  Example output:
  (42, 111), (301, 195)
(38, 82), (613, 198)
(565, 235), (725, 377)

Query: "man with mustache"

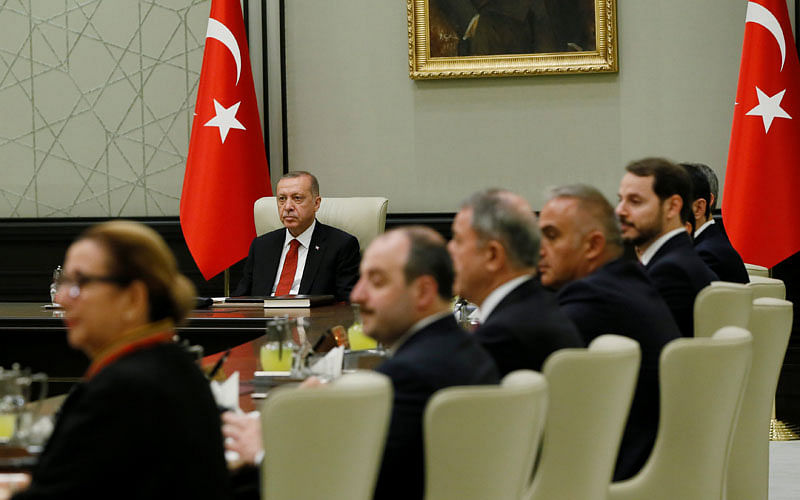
(233, 171), (360, 301)
(615, 158), (717, 337)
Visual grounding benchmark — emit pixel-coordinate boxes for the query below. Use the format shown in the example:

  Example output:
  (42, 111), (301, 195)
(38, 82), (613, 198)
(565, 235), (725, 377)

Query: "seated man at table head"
(233, 171), (361, 301)
(352, 226), (499, 499)
(615, 158), (717, 337)
(538, 184), (680, 481)
(447, 189), (582, 375)
(12, 220), (229, 500)
(680, 162), (749, 283)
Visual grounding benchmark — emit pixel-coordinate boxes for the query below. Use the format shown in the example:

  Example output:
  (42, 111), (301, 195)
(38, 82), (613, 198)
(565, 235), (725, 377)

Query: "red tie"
(275, 239), (301, 296)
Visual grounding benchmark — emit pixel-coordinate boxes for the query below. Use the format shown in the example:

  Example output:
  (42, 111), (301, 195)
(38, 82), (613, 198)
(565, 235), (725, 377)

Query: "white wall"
(284, 0), (748, 212)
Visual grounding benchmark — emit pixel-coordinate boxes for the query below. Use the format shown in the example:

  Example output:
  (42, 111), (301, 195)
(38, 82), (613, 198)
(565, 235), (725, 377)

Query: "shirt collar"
(477, 274), (533, 323)
(283, 219), (316, 249)
(387, 310), (453, 357)
(639, 227), (687, 266)
(694, 218), (715, 238)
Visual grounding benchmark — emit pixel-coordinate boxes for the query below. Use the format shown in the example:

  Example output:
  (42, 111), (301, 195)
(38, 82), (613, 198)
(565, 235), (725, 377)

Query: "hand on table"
(0, 473), (31, 500)
(222, 411), (262, 465)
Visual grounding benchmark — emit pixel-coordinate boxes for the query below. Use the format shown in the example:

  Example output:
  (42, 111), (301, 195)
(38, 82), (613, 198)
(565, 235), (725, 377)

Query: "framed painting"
(407, 0), (618, 79)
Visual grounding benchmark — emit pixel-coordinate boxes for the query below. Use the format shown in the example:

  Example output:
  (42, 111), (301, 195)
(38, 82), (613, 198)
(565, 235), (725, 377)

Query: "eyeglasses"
(55, 274), (130, 299)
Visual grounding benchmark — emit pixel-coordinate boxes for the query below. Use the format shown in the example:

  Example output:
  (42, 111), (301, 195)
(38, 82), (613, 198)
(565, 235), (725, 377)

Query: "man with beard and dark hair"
(615, 158), (718, 337)
(680, 162), (749, 283)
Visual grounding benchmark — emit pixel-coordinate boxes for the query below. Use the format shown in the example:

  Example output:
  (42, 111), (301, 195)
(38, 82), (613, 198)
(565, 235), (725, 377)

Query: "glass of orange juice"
(0, 413), (15, 444)
(348, 305), (377, 351)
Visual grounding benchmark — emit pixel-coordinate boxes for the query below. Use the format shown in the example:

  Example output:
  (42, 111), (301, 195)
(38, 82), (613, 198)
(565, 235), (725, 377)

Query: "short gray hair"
(546, 184), (623, 248)
(280, 171), (319, 197)
(460, 189), (539, 269)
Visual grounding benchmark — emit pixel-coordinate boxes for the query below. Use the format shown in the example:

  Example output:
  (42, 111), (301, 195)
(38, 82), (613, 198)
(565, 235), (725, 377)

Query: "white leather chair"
(608, 327), (752, 500)
(525, 335), (640, 500)
(423, 370), (547, 500)
(259, 371), (392, 500)
(726, 298), (793, 500)
(693, 282), (753, 338)
(253, 196), (388, 251)
(744, 263), (770, 278)
(747, 276), (786, 300)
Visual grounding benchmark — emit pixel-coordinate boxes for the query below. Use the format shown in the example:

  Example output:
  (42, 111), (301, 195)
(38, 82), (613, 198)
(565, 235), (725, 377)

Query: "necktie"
(275, 239), (301, 296)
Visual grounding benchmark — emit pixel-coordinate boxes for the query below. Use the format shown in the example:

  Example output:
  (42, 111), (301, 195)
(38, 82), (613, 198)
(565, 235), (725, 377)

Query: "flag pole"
(224, 269), (230, 297)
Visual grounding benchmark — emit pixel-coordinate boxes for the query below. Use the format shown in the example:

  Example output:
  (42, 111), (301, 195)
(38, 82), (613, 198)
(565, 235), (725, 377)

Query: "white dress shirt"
(271, 220), (316, 295)
(639, 227), (687, 266)
(476, 274), (533, 324)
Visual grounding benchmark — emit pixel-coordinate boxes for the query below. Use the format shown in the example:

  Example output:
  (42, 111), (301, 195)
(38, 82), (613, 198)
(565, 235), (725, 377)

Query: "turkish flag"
(724, 0), (800, 268)
(180, 0), (271, 280)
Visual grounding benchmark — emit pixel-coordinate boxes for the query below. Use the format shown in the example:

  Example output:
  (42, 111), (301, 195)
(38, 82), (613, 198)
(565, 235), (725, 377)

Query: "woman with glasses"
(11, 221), (230, 500)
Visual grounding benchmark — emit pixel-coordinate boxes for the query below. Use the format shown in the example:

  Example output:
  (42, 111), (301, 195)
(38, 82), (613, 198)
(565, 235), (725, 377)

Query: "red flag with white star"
(724, 0), (800, 268)
(180, 0), (271, 280)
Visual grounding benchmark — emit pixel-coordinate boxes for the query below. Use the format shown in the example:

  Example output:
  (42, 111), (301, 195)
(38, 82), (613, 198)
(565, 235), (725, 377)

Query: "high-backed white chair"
(423, 370), (548, 500)
(745, 263), (770, 278)
(608, 327), (752, 500)
(693, 282), (753, 338)
(726, 298), (793, 500)
(259, 371), (392, 500)
(747, 276), (786, 300)
(254, 196), (388, 251)
(525, 335), (640, 500)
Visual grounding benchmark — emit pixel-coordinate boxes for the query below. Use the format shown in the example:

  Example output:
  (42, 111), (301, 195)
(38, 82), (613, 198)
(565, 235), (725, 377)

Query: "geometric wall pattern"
(0, 0), (211, 217)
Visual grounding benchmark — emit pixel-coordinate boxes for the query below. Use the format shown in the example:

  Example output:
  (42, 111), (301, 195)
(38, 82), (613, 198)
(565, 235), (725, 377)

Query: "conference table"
(0, 302), (356, 391)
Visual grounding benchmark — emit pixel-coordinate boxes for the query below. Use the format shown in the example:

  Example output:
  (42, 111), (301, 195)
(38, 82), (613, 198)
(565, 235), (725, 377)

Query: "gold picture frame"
(408, 0), (618, 79)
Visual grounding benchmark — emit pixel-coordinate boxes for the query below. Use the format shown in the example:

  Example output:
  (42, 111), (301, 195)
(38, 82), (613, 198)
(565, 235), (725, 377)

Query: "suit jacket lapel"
(260, 230), (285, 293)
(299, 222), (327, 294)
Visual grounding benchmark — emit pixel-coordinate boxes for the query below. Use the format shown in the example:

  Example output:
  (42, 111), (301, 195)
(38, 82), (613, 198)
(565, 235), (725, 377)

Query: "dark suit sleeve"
(332, 235), (361, 301)
(233, 239), (256, 296)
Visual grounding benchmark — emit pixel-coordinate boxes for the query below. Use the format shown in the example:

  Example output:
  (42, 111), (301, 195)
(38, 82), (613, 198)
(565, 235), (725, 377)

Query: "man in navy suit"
(353, 226), (499, 499)
(615, 158), (718, 337)
(680, 162), (749, 283)
(448, 189), (582, 376)
(233, 171), (360, 301)
(538, 184), (680, 481)
(221, 227), (497, 500)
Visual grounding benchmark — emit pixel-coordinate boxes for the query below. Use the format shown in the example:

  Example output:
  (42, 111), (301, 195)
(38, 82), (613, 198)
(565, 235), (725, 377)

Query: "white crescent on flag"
(206, 18), (241, 85)
(746, 1), (786, 71)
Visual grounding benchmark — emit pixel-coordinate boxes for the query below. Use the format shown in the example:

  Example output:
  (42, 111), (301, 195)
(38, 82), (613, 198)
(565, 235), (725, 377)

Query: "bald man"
(538, 184), (680, 481)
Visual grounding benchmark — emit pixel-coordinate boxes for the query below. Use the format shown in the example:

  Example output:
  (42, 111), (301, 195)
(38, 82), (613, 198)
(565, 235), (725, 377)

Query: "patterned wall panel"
(0, 0), (211, 217)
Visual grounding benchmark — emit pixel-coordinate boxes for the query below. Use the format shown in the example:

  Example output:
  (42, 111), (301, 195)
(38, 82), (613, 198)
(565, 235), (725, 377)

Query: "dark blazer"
(475, 278), (583, 376)
(373, 315), (499, 500)
(557, 257), (681, 481)
(645, 232), (718, 337)
(233, 221), (360, 301)
(15, 343), (230, 500)
(694, 222), (749, 284)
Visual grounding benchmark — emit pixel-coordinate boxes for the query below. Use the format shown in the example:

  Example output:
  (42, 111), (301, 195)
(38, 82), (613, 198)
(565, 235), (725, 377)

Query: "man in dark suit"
(538, 184), (680, 481)
(616, 158), (718, 337)
(680, 162), (749, 283)
(233, 171), (360, 301)
(448, 189), (582, 376)
(221, 227), (498, 500)
(353, 227), (499, 499)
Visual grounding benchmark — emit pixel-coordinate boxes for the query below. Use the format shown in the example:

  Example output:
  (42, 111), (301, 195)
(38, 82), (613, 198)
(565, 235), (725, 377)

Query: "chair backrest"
(693, 282), (753, 338)
(746, 276), (786, 300)
(609, 327), (752, 500)
(525, 335), (640, 500)
(423, 370), (548, 500)
(744, 263), (770, 278)
(260, 371), (392, 500)
(253, 196), (388, 251)
(726, 298), (793, 500)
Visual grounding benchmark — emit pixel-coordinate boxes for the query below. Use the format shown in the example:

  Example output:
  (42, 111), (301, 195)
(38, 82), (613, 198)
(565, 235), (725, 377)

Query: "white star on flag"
(746, 86), (792, 133)
(204, 99), (246, 143)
